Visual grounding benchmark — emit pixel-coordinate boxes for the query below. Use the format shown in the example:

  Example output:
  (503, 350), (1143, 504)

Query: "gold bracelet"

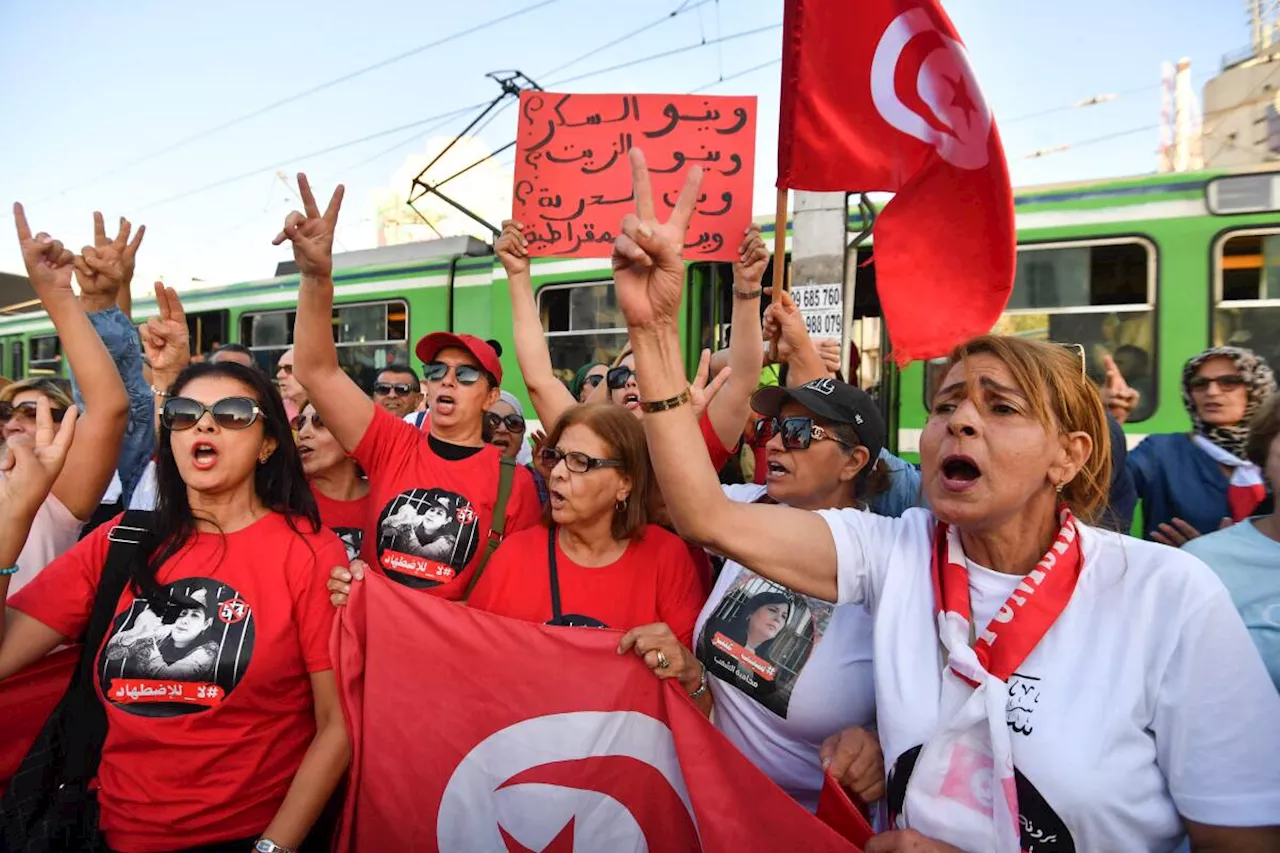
(733, 287), (762, 300)
(638, 387), (692, 413)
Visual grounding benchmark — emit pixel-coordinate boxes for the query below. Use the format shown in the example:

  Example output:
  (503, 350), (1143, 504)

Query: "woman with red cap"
(279, 174), (543, 598)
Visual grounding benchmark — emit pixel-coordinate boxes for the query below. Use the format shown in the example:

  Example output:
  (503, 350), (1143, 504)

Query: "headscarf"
(1181, 346), (1276, 458)
(569, 362), (606, 400)
(496, 391), (533, 466)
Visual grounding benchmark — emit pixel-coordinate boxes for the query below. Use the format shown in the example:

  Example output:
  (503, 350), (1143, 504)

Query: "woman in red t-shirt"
(2, 361), (349, 853)
(296, 402), (369, 562)
(468, 403), (706, 646)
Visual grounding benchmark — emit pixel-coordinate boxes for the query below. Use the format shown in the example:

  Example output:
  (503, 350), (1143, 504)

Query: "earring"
(615, 496), (629, 513)
(1053, 480), (1065, 494)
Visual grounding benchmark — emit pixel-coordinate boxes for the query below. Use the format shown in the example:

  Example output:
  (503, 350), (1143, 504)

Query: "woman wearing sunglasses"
(620, 378), (890, 812)
(569, 362), (608, 403)
(1128, 346), (1276, 545)
(468, 403), (704, 652)
(5, 361), (350, 852)
(281, 175), (542, 598)
(296, 403), (370, 562)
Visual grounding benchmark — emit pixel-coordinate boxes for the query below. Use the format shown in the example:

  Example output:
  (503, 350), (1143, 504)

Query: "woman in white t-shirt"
(613, 158), (1280, 853)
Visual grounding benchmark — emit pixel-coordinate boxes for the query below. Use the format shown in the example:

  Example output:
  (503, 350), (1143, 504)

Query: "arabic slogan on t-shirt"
(696, 569), (833, 719)
(376, 487), (480, 589)
(98, 577), (255, 718)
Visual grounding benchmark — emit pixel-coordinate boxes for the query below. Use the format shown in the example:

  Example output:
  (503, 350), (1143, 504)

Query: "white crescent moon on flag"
(871, 8), (993, 170)
(436, 711), (697, 851)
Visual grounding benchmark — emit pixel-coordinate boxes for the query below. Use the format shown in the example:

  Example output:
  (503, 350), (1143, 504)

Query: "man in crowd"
(209, 342), (256, 368)
(372, 364), (423, 419)
(275, 345), (307, 421)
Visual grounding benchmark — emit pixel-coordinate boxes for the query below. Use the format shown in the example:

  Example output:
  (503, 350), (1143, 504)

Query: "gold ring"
(656, 651), (670, 669)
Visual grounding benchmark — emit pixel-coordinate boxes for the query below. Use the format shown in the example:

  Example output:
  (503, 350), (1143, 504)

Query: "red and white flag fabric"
(332, 573), (860, 852)
(777, 0), (1015, 363)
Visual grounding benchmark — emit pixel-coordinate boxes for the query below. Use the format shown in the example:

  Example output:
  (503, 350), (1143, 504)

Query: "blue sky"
(0, 0), (1249, 289)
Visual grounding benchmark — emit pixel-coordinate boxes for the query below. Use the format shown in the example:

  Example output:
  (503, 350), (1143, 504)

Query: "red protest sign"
(513, 92), (757, 261)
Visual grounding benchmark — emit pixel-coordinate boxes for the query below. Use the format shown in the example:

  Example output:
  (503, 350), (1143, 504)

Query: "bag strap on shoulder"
(462, 456), (519, 600)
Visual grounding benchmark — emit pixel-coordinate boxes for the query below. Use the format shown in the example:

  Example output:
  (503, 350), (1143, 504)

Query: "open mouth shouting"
(940, 454), (981, 493)
(621, 392), (641, 410)
(433, 394), (456, 416)
(191, 440), (220, 471)
(765, 454), (791, 482)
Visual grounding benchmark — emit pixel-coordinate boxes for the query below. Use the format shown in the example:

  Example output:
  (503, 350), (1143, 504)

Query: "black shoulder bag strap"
(462, 456), (518, 600)
(546, 524), (563, 623)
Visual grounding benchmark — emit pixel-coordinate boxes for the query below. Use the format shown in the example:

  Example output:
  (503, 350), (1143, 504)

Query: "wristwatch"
(255, 840), (295, 853)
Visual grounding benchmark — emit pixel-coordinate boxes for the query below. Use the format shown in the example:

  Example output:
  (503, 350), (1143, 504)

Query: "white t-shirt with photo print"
(695, 483), (876, 813)
(815, 506), (1280, 852)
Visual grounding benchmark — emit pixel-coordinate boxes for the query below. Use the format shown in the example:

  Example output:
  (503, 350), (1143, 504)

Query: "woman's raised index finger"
(13, 202), (32, 243)
(297, 173), (321, 219)
(628, 148), (655, 222)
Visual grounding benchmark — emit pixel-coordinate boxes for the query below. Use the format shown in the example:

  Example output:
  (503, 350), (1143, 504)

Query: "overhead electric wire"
(540, 0), (715, 79)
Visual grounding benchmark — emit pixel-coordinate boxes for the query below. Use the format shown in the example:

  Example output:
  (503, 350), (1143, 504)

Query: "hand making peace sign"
(611, 148), (704, 332)
(139, 282), (191, 380)
(74, 211), (146, 303)
(12, 202), (76, 302)
(272, 172), (345, 278)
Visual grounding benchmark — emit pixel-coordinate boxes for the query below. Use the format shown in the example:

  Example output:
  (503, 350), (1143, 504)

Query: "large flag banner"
(513, 92), (757, 262)
(333, 573), (859, 852)
(777, 0), (1015, 363)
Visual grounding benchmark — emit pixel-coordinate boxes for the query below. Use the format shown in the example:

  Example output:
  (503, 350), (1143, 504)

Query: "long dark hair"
(138, 362), (319, 600)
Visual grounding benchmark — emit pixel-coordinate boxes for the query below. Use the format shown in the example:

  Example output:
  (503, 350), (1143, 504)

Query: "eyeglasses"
(1188, 374), (1247, 393)
(276, 363), (294, 375)
(373, 382), (416, 397)
(538, 447), (625, 474)
(162, 397), (263, 431)
(1052, 342), (1087, 378)
(0, 401), (67, 425)
(291, 412), (324, 431)
(607, 366), (637, 390)
(424, 362), (483, 386)
(582, 373), (605, 389)
(753, 416), (853, 451)
(485, 412), (526, 433)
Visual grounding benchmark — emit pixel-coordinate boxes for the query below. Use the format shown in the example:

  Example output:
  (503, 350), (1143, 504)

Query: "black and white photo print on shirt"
(334, 527), (364, 563)
(375, 487), (480, 588)
(98, 577), (255, 717)
(696, 570), (833, 718)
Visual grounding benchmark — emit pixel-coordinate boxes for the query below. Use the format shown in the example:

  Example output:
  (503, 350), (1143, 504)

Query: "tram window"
(1214, 229), (1280, 373)
(537, 281), (629, 386)
(29, 335), (63, 375)
(187, 310), (229, 356)
(239, 300), (409, 392)
(10, 340), (23, 379)
(925, 238), (1158, 422)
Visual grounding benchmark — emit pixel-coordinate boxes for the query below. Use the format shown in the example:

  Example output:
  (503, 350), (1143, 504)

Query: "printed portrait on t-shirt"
(696, 570), (833, 718)
(97, 577), (255, 718)
(334, 527), (364, 563)
(376, 487), (480, 589)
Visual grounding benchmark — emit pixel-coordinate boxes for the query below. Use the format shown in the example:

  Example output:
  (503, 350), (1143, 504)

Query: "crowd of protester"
(0, 152), (1277, 853)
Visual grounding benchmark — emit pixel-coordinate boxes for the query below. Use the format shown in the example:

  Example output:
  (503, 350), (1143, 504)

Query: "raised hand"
(689, 348), (731, 420)
(733, 224), (769, 288)
(612, 148), (703, 331)
(815, 338), (842, 376)
(138, 282), (190, 380)
(1100, 354), (1140, 424)
(74, 211), (146, 304)
(496, 219), (531, 277)
(272, 173), (344, 278)
(12, 202), (75, 301)
(763, 287), (806, 363)
(0, 396), (78, 520)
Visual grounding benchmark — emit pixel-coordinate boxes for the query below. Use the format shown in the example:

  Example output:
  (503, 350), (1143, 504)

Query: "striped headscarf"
(1181, 346), (1276, 458)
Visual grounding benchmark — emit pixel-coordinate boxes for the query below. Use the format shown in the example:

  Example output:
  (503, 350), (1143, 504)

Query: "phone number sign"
(792, 283), (843, 339)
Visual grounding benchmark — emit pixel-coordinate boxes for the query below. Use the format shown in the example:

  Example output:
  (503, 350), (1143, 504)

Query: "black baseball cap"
(751, 378), (886, 461)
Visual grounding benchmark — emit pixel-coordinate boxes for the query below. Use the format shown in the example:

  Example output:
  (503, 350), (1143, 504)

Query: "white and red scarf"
(904, 507), (1083, 853)
(1191, 434), (1266, 521)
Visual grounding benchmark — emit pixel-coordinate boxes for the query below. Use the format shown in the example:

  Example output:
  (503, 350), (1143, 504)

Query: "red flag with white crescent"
(777, 0), (1015, 364)
(332, 573), (860, 852)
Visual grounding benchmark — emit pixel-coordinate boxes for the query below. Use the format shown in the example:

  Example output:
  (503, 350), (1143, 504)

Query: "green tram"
(3, 165), (1279, 457)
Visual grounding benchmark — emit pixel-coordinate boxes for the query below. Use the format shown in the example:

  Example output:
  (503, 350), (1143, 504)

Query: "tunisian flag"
(333, 573), (860, 852)
(777, 0), (1015, 364)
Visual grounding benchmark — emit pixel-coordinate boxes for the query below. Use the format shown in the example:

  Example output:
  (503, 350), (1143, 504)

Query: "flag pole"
(771, 187), (788, 304)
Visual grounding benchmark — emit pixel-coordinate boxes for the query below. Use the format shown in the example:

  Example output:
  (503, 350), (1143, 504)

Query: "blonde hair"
(942, 336), (1112, 523)
(1, 376), (74, 410)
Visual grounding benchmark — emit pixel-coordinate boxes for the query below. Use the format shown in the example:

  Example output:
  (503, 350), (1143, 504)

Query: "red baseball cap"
(415, 332), (503, 385)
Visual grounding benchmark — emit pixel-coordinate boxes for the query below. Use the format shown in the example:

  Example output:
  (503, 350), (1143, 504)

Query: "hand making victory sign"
(139, 282), (191, 380)
(12, 202), (76, 301)
(612, 148), (704, 331)
(272, 172), (345, 278)
(74, 211), (146, 309)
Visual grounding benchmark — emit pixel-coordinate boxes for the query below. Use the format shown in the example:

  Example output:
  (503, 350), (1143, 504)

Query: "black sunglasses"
(1188, 374), (1247, 392)
(582, 373), (604, 388)
(0, 400), (67, 424)
(607, 366), (637, 390)
(373, 382), (416, 396)
(754, 416), (853, 451)
(485, 412), (526, 433)
(162, 397), (263, 431)
(538, 447), (625, 474)
(424, 362), (483, 386)
(291, 412), (324, 431)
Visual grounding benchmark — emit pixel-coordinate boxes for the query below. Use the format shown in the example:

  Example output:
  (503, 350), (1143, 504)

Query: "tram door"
(186, 310), (229, 358)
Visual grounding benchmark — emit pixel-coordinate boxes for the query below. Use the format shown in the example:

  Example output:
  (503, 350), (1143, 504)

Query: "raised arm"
(13, 203), (128, 522)
(704, 226), (767, 448)
(611, 151), (839, 601)
(275, 174), (375, 453)
(140, 282), (192, 436)
(498, 220), (578, 427)
(764, 287), (832, 386)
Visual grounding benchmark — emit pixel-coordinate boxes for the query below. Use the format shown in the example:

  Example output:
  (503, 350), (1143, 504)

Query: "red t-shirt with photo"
(8, 513), (345, 853)
(313, 488), (370, 563)
(353, 406), (543, 598)
(468, 523), (706, 647)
